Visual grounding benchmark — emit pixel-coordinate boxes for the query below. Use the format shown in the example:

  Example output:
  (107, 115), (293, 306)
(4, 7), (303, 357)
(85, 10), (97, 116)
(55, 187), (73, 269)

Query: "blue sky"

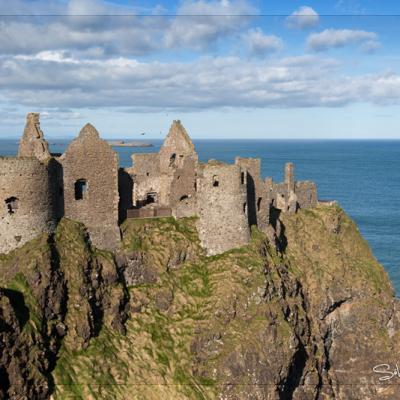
(0, 0), (400, 139)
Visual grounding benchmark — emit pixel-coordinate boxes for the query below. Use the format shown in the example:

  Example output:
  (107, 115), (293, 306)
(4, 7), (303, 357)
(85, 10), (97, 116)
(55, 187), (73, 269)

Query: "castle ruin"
(0, 114), (318, 255)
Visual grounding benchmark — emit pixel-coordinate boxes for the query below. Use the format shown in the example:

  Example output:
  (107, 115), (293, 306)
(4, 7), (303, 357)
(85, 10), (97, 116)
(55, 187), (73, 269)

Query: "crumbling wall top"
(18, 113), (51, 161)
(78, 123), (100, 139)
(161, 120), (196, 155)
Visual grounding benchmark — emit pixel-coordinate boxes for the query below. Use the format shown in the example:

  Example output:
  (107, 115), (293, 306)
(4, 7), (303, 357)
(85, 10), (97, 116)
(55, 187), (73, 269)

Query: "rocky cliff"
(1, 205), (399, 399)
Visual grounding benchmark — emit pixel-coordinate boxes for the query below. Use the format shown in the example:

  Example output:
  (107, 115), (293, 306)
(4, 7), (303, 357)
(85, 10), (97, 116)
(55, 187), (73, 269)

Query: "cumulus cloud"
(286, 6), (319, 29)
(307, 29), (379, 51)
(1, 53), (399, 111)
(0, 0), (257, 56)
(0, 0), (395, 116)
(164, 0), (256, 50)
(244, 28), (283, 57)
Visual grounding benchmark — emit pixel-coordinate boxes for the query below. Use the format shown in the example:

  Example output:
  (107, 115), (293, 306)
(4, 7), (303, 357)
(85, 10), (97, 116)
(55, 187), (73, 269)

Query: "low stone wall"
(127, 207), (172, 219)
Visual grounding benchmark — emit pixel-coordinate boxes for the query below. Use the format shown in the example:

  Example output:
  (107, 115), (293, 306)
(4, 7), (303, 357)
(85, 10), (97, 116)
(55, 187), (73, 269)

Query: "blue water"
(1, 139), (400, 296)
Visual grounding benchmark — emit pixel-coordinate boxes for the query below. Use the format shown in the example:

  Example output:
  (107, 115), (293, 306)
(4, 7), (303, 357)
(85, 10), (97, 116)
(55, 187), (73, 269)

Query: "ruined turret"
(18, 113), (51, 161)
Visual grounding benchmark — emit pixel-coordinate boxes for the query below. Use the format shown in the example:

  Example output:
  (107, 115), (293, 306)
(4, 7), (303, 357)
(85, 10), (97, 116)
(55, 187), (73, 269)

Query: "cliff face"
(0, 205), (399, 400)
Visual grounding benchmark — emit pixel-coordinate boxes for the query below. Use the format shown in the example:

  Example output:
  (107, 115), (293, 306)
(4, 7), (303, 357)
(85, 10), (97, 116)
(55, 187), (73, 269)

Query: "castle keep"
(0, 114), (318, 255)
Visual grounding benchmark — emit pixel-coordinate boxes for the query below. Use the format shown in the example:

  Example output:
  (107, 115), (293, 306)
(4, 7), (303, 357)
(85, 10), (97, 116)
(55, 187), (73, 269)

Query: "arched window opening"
(169, 153), (177, 167)
(180, 195), (189, 202)
(5, 197), (19, 214)
(257, 197), (262, 212)
(213, 175), (219, 187)
(74, 179), (88, 200)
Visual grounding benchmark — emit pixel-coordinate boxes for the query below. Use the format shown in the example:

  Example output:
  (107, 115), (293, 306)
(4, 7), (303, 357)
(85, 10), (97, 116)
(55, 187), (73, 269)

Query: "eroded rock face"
(0, 206), (399, 399)
(0, 219), (128, 398)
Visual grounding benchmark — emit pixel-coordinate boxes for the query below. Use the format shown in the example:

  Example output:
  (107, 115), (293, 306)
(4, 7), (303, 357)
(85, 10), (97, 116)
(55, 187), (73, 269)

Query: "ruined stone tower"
(0, 158), (56, 254)
(18, 113), (51, 161)
(235, 157), (269, 232)
(61, 124), (120, 250)
(196, 162), (250, 255)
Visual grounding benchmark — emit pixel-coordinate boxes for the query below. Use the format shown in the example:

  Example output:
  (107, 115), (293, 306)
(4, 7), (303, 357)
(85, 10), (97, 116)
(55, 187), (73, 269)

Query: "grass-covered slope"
(1, 207), (399, 400)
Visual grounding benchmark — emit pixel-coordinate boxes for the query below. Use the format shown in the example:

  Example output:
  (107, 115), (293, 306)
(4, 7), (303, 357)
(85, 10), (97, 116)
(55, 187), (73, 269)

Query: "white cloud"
(244, 28), (283, 56)
(1, 53), (399, 111)
(0, 0), (395, 117)
(286, 6), (319, 29)
(307, 29), (379, 51)
(0, 0), (257, 56)
(164, 0), (256, 49)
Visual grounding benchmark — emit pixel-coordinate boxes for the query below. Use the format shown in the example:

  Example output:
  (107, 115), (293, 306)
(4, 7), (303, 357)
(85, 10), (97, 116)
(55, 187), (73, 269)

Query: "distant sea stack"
(108, 140), (154, 147)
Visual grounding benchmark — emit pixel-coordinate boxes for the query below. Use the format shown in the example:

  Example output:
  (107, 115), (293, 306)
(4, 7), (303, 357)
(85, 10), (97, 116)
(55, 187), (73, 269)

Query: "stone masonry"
(0, 157), (56, 254)
(60, 124), (120, 250)
(0, 114), (318, 255)
(18, 113), (51, 161)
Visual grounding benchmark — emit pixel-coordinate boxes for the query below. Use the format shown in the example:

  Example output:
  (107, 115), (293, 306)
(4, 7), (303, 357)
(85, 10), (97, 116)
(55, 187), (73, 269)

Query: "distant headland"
(108, 140), (153, 147)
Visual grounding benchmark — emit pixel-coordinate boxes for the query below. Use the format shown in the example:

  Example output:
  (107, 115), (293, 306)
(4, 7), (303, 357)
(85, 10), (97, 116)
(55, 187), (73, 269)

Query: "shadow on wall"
(118, 168), (133, 224)
(269, 205), (288, 252)
(48, 158), (64, 222)
(246, 172), (257, 228)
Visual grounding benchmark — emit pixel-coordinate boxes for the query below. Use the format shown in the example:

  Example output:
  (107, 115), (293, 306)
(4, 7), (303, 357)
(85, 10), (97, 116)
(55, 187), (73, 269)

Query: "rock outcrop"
(0, 205), (399, 399)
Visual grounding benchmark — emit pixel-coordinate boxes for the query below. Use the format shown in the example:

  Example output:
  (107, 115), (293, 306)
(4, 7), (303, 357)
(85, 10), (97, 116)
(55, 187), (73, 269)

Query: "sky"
(0, 0), (400, 139)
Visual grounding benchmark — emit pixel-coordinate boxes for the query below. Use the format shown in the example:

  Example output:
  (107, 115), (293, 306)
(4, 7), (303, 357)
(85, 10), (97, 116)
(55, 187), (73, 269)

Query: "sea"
(1, 138), (399, 296)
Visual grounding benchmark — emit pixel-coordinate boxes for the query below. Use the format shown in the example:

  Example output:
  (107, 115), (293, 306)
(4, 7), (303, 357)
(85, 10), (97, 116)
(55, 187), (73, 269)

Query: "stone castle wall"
(61, 124), (120, 250)
(1, 114), (320, 256)
(158, 120), (198, 208)
(0, 157), (56, 254)
(196, 162), (250, 255)
(295, 181), (318, 209)
(131, 153), (161, 206)
(267, 163), (318, 213)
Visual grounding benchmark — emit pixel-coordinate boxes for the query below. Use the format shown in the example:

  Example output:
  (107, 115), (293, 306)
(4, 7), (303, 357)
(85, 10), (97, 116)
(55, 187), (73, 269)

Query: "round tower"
(0, 157), (55, 254)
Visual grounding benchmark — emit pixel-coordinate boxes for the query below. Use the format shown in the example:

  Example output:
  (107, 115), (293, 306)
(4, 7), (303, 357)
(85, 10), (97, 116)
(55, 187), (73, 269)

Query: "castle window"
(243, 202), (247, 215)
(74, 179), (88, 200)
(169, 153), (176, 167)
(241, 172), (245, 185)
(146, 192), (157, 204)
(257, 197), (262, 212)
(213, 175), (219, 187)
(180, 195), (189, 201)
(5, 197), (19, 214)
